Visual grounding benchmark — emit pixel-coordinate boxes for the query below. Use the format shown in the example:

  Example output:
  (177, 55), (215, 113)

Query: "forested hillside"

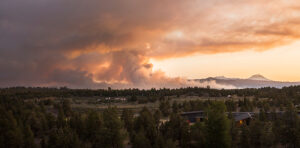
(0, 86), (300, 148)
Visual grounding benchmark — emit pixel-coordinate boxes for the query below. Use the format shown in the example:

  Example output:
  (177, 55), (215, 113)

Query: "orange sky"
(1, 0), (300, 88)
(151, 41), (300, 82)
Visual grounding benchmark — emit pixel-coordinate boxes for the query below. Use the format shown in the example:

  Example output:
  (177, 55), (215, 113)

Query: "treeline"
(1, 96), (300, 148)
(1, 86), (300, 104)
(157, 97), (297, 116)
(0, 97), (125, 148)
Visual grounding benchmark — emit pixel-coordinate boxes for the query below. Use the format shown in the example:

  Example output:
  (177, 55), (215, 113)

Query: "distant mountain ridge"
(194, 74), (300, 89)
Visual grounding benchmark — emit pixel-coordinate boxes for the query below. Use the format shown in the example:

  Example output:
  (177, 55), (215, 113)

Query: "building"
(231, 112), (253, 125)
(181, 111), (206, 123)
(181, 111), (254, 125)
(99, 97), (127, 102)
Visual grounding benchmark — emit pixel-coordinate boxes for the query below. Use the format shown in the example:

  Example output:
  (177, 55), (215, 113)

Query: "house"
(181, 111), (254, 125)
(181, 111), (206, 123)
(231, 112), (254, 125)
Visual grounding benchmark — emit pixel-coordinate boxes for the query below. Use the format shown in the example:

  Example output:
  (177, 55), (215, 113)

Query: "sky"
(151, 41), (300, 82)
(1, 0), (300, 89)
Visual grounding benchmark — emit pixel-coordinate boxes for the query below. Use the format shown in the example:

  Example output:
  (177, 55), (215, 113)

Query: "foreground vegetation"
(0, 86), (300, 148)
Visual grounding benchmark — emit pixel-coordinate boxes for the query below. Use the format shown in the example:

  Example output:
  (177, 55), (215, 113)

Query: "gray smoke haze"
(1, 0), (300, 88)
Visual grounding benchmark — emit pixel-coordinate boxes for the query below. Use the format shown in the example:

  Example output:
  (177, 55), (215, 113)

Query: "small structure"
(105, 97), (111, 101)
(99, 97), (127, 102)
(114, 97), (127, 101)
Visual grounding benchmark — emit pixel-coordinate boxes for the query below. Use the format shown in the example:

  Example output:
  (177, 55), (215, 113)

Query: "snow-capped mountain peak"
(247, 74), (270, 81)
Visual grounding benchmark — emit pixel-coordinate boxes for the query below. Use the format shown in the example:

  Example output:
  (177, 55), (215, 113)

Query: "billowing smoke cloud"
(0, 0), (300, 88)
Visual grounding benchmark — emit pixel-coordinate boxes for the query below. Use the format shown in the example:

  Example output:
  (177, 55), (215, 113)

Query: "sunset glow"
(151, 41), (300, 82)
(1, 0), (300, 88)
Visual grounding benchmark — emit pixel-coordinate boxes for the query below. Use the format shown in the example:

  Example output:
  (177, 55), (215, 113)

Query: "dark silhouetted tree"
(205, 102), (231, 148)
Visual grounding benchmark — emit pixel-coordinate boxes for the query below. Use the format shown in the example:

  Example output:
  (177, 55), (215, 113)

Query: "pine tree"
(279, 104), (300, 147)
(228, 112), (239, 148)
(131, 130), (151, 148)
(23, 125), (36, 148)
(121, 109), (134, 134)
(159, 100), (171, 117)
(172, 101), (179, 113)
(239, 124), (250, 148)
(190, 122), (206, 147)
(205, 102), (231, 148)
(249, 120), (263, 147)
(57, 106), (66, 128)
(0, 109), (23, 148)
(100, 107), (125, 148)
(48, 127), (82, 148)
(62, 99), (72, 117)
(134, 107), (158, 146)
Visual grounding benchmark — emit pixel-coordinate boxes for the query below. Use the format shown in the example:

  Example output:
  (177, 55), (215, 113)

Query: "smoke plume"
(1, 0), (300, 88)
